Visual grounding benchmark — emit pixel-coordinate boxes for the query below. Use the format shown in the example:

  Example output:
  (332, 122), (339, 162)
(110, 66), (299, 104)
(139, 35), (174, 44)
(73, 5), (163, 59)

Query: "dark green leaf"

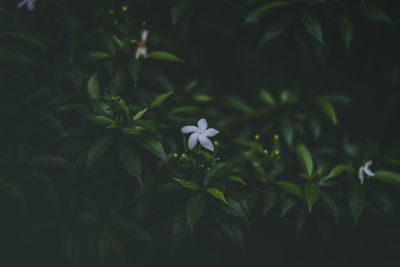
(348, 182), (365, 224)
(89, 52), (112, 59)
(133, 107), (148, 120)
(301, 13), (324, 46)
(186, 193), (206, 233)
(228, 175), (247, 186)
(317, 97), (338, 124)
(117, 143), (142, 186)
(206, 188), (229, 204)
(259, 16), (291, 45)
(139, 137), (167, 162)
(0, 32), (46, 51)
(245, 1), (289, 23)
(60, 227), (74, 260)
(259, 90), (276, 106)
(262, 188), (277, 215)
(281, 115), (293, 146)
(320, 191), (339, 221)
(360, 5), (394, 25)
(304, 182), (320, 212)
(275, 181), (304, 199)
(151, 91), (174, 108)
(128, 60), (141, 87)
(338, 16), (353, 52)
(30, 155), (69, 167)
(373, 170), (400, 186)
(171, 0), (188, 26)
(296, 142), (314, 178)
(97, 222), (112, 262)
(88, 73), (100, 99)
(87, 115), (116, 125)
(112, 219), (152, 242)
(203, 162), (228, 186)
(172, 177), (200, 190)
(147, 51), (184, 63)
(86, 135), (113, 171)
(323, 164), (354, 181)
(281, 194), (296, 217)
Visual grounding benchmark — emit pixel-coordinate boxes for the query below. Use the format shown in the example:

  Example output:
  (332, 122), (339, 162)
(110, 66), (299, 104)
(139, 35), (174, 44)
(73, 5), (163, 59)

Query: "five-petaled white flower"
(133, 30), (148, 60)
(17, 0), (38, 10)
(358, 160), (375, 184)
(181, 118), (219, 151)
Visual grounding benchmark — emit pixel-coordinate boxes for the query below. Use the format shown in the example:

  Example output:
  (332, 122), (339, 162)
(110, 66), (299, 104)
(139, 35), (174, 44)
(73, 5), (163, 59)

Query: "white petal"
(358, 167), (364, 181)
(204, 128), (219, 137)
(188, 133), (199, 150)
(27, 1), (35, 10)
(135, 48), (141, 60)
(181, 125), (199, 134)
(142, 30), (148, 41)
(197, 118), (208, 131)
(140, 47), (147, 58)
(199, 135), (214, 151)
(364, 160), (373, 169)
(17, 0), (27, 8)
(364, 168), (375, 177)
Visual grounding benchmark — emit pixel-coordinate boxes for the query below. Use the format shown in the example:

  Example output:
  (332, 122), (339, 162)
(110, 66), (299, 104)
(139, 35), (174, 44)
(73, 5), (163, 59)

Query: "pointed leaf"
(206, 188), (229, 204)
(87, 115), (116, 125)
(172, 177), (200, 190)
(147, 51), (184, 63)
(88, 73), (100, 99)
(301, 13), (324, 46)
(112, 219), (152, 242)
(275, 181), (304, 199)
(133, 107), (148, 120)
(361, 5), (394, 25)
(30, 155), (70, 167)
(97, 222), (112, 262)
(317, 97), (338, 124)
(0, 32), (46, 51)
(186, 193), (205, 233)
(304, 182), (320, 212)
(338, 16), (353, 52)
(151, 91), (174, 108)
(117, 143), (142, 186)
(373, 170), (400, 186)
(348, 182), (365, 224)
(86, 135), (113, 171)
(245, 1), (289, 23)
(262, 188), (277, 215)
(259, 17), (291, 45)
(296, 142), (314, 178)
(171, 0), (188, 26)
(227, 175), (247, 186)
(323, 164), (354, 181)
(139, 137), (167, 162)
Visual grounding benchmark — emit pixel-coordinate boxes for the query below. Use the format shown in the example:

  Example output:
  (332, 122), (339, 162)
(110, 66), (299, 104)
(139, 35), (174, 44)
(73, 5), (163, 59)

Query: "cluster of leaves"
(1, 0), (400, 266)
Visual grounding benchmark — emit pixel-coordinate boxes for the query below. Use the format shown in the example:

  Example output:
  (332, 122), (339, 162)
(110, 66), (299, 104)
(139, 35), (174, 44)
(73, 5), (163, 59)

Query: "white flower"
(134, 30), (148, 60)
(181, 118), (219, 151)
(358, 160), (375, 183)
(17, 0), (38, 10)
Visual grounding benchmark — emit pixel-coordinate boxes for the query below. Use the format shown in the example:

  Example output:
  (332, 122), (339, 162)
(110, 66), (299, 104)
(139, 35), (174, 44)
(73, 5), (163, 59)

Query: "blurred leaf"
(86, 135), (113, 171)
(89, 52), (112, 59)
(338, 16), (353, 52)
(296, 142), (314, 178)
(60, 227), (74, 260)
(118, 98), (130, 117)
(139, 136), (167, 162)
(171, 0), (188, 26)
(348, 182), (365, 224)
(97, 222), (112, 262)
(117, 143), (142, 186)
(171, 214), (189, 252)
(0, 180), (24, 198)
(87, 115), (116, 125)
(275, 181), (304, 199)
(228, 175), (247, 186)
(206, 188), (229, 204)
(112, 219), (152, 242)
(133, 107), (148, 120)
(304, 182), (320, 212)
(0, 32), (46, 51)
(320, 191), (339, 221)
(262, 188), (277, 215)
(259, 16), (291, 45)
(259, 90), (276, 107)
(128, 60), (141, 87)
(308, 115), (320, 139)
(317, 97), (338, 124)
(121, 126), (145, 135)
(323, 164), (354, 181)
(281, 115), (293, 146)
(151, 91), (174, 108)
(88, 73), (100, 99)
(245, 1), (289, 24)
(186, 193), (205, 233)
(301, 13), (324, 46)
(30, 155), (69, 167)
(147, 51), (184, 63)
(34, 110), (64, 134)
(219, 221), (246, 253)
(90, 99), (113, 116)
(203, 162), (228, 186)
(281, 194), (296, 217)
(360, 5), (394, 25)
(373, 170), (400, 186)
(220, 197), (249, 224)
(58, 103), (90, 114)
(172, 177), (200, 190)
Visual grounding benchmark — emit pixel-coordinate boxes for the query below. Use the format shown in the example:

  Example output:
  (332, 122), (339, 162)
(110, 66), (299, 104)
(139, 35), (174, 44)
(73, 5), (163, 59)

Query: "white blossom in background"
(358, 160), (375, 183)
(181, 118), (219, 151)
(17, 0), (38, 10)
(133, 30), (148, 60)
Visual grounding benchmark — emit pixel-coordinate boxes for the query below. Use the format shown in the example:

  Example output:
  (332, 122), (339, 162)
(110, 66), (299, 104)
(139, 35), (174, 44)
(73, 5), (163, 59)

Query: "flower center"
(199, 131), (204, 135)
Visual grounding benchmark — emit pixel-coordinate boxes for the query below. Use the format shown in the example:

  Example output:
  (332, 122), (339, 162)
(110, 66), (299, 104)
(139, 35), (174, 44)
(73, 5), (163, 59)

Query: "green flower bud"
(263, 149), (268, 155)
(213, 140), (219, 146)
(173, 153), (178, 158)
(274, 150), (279, 155)
(254, 134), (260, 140)
(274, 134), (279, 140)
(122, 6), (128, 12)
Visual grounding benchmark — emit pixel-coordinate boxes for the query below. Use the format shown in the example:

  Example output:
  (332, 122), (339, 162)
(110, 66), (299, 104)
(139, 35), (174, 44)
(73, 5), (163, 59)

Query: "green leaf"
(33, 110), (64, 134)
(171, 214), (189, 252)
(317, 97), (338, 124)
(281, 115), (293, 146)
(304, 182), (320, 212)
(245, 1), (289, 24)
(89, 52), (112, 59)
(128, 60), (141, 87)
(220, 197), (249, 225)
(219, 221), (246, 253)
(133, 107), (148, 120)
(259, 16), (291, 45)
(262, 188), (277, 215)
(88, 73), (100, 99)
(30, 155), (70, 167)
(323, 164), (354, 181)
(97, 222), (112, 262)
(186, 193), (206, 233)
(360, 5), (394, 25)
(118, 98), (130, 117)
(58, 103), (90, 114)
(60, 227), (74, 260)
(280, 194), (296, 217)
(259, 90), (276, 106)
(172, 177), (200, 190)
(121, 126), (145, 135)
(147, 51), (184, 63)
(275, 181), (304, 199)
(320, 191), (339, 221)
(338, 16), (353, 52)
(296, 142), (314, 178)
(139, 137), (167, 162)
(348, 182), (365, 224)
(206, 188), (229, 204)
(117, 143), (142, 186)
(301, 13), (324, 46)
(0, 32), (46, 51)
(227, 175), (247, 186)
(171, 0), (188, 26)
(203, 162), (228, 186)
(90, 99), (113, 116)
(112, 219), (152, 242)
(151, 91), (174, 108)
(373, 170), (400, 186)
(0, 180), (24, 198)
(87, 115), (116, 125)
(86, 135), (113, 171)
